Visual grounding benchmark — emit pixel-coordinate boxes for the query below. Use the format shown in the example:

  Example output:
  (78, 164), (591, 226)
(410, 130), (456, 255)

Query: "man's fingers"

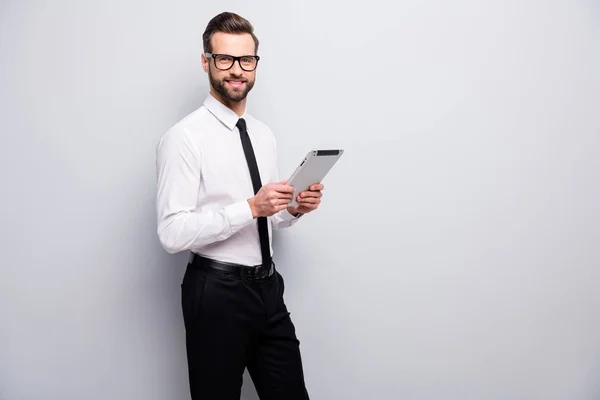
(298, 197), (320, 205)
(272, 184), (295, 193)
(275, 203), (288, 212)
(299, 191), (322, 198)
(270, 197), (293, 206)
(277, 192), (294, 200)
(268, 193), (293, 202)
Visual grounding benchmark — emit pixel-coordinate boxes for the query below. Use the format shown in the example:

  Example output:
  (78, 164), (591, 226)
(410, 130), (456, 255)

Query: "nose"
(230, 59), (244, 76)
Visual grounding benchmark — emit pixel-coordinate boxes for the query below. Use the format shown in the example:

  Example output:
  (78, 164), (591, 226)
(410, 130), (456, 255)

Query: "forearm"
(157, 200), (253, 254)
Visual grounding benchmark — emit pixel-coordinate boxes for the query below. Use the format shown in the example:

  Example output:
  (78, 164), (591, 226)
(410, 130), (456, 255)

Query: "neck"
(210, 88), (246, 117)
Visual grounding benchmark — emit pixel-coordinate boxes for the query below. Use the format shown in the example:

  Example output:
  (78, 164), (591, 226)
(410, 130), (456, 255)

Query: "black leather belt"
(189, 253), (275, 280)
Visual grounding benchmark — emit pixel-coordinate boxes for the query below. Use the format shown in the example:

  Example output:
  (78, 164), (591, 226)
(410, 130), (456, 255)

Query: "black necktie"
(236, 118), (271, 267)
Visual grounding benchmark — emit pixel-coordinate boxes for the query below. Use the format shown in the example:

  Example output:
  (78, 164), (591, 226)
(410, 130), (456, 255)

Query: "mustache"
(224, 76), (247, 82)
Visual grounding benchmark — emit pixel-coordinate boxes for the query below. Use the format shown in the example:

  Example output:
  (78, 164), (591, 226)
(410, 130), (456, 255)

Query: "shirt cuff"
(281, 209), (302, 220)
(224, 200), (255, 232)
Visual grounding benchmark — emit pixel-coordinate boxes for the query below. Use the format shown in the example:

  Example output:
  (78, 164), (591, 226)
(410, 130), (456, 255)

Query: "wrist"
(248, 198), (258, 218)
(287, 206), (303, 218)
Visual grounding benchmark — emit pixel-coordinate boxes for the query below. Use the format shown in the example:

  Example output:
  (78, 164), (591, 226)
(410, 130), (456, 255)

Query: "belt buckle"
(252, 261), (274, 280)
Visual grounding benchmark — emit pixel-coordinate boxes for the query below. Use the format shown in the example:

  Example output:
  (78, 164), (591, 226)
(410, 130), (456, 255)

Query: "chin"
(227, 91), (247, 101)
(224, 89), (250, 102)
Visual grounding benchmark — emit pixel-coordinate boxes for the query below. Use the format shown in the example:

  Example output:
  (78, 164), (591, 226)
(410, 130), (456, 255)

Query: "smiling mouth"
(225, 79), (246, 88)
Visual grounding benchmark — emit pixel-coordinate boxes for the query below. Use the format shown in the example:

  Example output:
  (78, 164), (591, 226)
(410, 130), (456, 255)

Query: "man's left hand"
(287, 183), (324, 215)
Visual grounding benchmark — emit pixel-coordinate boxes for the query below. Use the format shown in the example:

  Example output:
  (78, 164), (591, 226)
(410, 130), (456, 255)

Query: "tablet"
(286, 149), (344, 207)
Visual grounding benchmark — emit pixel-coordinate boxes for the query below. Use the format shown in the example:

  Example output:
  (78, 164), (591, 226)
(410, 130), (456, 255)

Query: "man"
(155, 11), (323, 400)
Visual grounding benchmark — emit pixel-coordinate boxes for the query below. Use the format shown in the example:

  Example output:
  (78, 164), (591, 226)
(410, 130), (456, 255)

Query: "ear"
(201, 53), (209, 73)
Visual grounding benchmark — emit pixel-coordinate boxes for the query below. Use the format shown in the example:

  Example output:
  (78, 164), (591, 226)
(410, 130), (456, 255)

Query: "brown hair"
(202, 12), (259, 54)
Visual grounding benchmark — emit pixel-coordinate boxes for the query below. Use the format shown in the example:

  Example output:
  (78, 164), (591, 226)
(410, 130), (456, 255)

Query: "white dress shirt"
(155, 93), (300, 265)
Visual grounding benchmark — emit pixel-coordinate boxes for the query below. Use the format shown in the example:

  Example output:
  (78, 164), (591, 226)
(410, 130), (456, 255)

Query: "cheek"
(209, 68), (226, 80)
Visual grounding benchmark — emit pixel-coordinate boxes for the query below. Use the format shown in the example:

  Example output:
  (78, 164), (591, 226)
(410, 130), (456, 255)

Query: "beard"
(209, 69), (255, 102)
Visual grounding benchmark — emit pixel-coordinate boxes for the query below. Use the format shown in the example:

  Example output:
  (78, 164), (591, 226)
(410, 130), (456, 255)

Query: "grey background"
(1, 0), (600, 399)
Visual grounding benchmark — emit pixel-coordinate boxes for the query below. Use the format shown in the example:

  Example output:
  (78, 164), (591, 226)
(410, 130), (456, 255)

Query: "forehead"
(210, 32), (255, 55)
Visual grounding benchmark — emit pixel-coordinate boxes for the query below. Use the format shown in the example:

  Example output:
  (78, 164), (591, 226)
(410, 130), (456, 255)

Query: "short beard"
(209, 68), (255, 102)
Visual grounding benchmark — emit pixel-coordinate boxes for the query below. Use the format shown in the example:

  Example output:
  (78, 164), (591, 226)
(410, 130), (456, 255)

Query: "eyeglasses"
(206, 53), (260, 71)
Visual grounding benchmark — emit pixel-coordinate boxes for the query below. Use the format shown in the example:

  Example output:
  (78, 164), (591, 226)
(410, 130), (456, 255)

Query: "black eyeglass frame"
(205, 53), (260, 71)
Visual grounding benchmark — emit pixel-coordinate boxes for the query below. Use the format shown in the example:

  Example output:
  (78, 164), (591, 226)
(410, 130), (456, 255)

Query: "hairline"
(206, 32), (258, 56)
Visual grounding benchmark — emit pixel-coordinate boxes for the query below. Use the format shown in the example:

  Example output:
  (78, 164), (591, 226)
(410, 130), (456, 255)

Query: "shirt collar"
(203, 93), (247, 131)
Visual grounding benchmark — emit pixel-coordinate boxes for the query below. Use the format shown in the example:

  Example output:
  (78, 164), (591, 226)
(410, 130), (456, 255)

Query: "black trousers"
(181, 260), (310, 400)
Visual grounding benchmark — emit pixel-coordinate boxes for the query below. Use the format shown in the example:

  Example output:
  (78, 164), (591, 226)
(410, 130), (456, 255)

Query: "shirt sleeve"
(155, 126), (254, 254)
(270, 207), (301, 229)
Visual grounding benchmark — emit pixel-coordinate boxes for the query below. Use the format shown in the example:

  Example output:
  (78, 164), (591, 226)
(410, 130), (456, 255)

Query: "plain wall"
(1, 1), (600, 399)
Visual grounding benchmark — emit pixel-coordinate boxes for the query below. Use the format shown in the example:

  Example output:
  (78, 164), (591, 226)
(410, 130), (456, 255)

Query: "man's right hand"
(248, 180), (295, 218)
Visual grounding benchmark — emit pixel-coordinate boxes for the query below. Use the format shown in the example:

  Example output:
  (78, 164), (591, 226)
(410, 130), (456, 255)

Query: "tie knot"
(236, 118), (247, 133)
